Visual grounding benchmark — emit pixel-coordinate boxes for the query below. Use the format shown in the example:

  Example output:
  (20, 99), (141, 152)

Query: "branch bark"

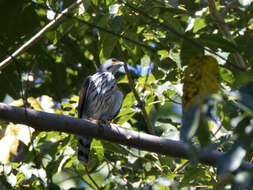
(0, 103), (253, 172)
(208, 0), (246, 69)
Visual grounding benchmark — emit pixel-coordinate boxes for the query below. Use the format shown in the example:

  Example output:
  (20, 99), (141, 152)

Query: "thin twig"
(116, 44), (170, 174)
(0, 0), (83, 70)
(74, 167), (97, 189)
(116, 44), (154, 135)
(85, 166), (100, 190)
(208, 0), (246, 69)
(213, 114), (224, 137)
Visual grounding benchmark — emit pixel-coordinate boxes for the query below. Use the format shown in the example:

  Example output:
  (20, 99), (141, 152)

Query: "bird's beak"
(113, 61), (124, 74)
(114, 61), (124, 66)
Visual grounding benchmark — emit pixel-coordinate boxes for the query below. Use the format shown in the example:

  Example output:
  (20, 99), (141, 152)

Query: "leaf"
(217, 144), (246, 175)
(193, 18), (206, 33)
(109, 4), (120, 15)
(157, 50), (170, 60)
(180, 36), (204, 67)
(99, 34), (118, 63)
(233, 171), (253, 189)
(101, 141), (129, 155)
(196, 114), (211, 147)
(232, 70), (253, 88)
(199, 34), (239, 53)
(234, 82), (253, 111)
(238, 0), (253, 6)
(182, 164), (212, 186)
(180, 102), (200, 142)
(160, 123), (179, 140)
(182, 56), (219, 113)
(27, 97), (43, 111)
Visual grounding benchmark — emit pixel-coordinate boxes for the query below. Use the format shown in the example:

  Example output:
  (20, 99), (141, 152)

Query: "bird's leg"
(99, 115), (111, 127)
(88, 117), (109, 127)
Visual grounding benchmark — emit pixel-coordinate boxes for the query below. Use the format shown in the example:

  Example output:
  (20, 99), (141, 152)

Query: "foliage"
(0, 0), (253, 189)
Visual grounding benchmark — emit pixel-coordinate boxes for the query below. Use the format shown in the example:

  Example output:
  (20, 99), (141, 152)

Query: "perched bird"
(77, 58), (124, 165)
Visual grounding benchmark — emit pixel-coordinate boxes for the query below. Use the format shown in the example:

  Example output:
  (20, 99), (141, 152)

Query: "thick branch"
(0, 0), (83, 70)
(0, 103), (253, 172)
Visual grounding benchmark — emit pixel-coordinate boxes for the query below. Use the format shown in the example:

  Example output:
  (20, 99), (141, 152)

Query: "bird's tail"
(78, 136), (92, 165)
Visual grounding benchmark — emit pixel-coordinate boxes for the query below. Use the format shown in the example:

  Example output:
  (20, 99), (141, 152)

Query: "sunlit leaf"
(193, 18), (206, 33)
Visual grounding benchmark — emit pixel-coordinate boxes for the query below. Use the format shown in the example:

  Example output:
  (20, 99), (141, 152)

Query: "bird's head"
(98, 58), (124, 74)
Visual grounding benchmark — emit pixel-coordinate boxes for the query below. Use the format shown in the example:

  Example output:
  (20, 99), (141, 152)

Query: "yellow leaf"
(9, 99), (24, 107)
(182, 56), (219, 113)
(27, 97), (43, 111)
(0, 124), (34, 163)
(0, 135), (19, 163)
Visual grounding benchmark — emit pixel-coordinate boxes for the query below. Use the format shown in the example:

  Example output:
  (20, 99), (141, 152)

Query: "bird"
(77, 58), (124, 166)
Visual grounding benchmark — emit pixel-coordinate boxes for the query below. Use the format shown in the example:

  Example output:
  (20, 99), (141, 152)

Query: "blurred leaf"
(232, 171), (253, 189)
(180, 36), (204, 67)
(238, 0), (253, 6)
(157, 50), (170, 60)
(180, 103), (200, 142)
(234, 82), (253, 111)
(193, 18), (206, 33)
(196, 115), (211, 147)
(217, 144), (246, 175)
(99, 34), (118, 62)
(233, 70), (253, 88)
(199, 34), (239, 53)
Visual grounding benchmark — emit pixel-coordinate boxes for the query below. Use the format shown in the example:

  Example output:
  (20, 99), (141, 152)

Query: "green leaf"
(99, 34), (118, 63)
(233, 71), (253, 88)
(157, 50), (170, 60)
(193, 18), (206, 33)
(199, 34), (239, 53)
(101, 141), (129, 155)
(196, 114), (211, 147)
(180, 36), (204, 67)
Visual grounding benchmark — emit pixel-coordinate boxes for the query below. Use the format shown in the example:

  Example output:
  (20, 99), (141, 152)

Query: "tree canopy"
(0, 0), (253, 189)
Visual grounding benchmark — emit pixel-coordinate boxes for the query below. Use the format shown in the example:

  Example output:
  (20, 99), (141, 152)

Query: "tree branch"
(117, 44), (166, 173)
(0, 0), (83, 71)
(116, 44), (154, 134)
(208, 0), (246, 69)
(0, 103), (253, 172)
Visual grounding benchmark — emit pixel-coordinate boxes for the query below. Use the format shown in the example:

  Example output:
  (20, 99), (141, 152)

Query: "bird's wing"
(109, 90), (124, 120)
(78, 76), (91, 118)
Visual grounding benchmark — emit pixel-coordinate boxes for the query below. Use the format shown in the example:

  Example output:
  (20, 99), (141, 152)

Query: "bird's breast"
(86, 72), (117, 119)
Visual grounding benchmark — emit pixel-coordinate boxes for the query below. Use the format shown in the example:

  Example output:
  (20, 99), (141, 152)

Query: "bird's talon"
(99, 120), (110, 127)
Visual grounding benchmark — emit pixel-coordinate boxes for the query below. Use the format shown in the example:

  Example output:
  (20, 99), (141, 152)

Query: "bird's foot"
(99, 119), (110, 127)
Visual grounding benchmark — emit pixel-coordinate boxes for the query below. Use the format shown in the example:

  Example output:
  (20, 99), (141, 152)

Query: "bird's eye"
(111, 58), (117, 62)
